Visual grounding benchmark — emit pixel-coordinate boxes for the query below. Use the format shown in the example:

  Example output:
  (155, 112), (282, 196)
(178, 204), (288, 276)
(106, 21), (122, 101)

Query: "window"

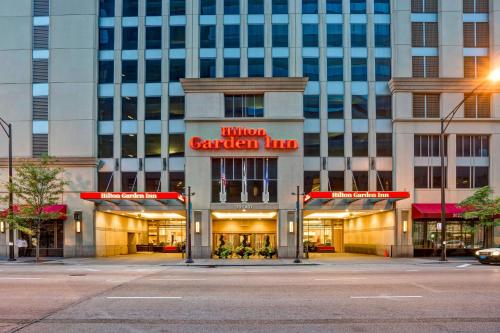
(272, 24), (288, 47)
(327, 0), (342, 14)
(464, 22), (489, 48)
(374, 0), (390, 14)
(200, 25), (216, 48)
(464, 56), (489, 79)
(145, 172), (161, 192)
(352, 133), (368, 156)
(225, 95), (264, 117)
(224, 58), (240, 77)
(376, 95), (391, 119)
(304, 171), (321, 195)
(146, 27), (162, 49)
(414, 135), (447, 157)
(328, 171), (344, 190)
(145, 97), (161, 120)
(413, 94), (440, 118)
(457, 135), (489, 157)
(169, 96), (185, 120)
(98, 135), (113, 158)
(302, 0), (318, 14)
(303, 58), (319, 81)
(377, 171), (392, 191)
(457, 166), (489, 188)
(122, 97), (137, 120)
(412, 22), (438, 47)
(248, 24), (264, 47)
(272, 0), (288, 14)
(328, 95), (343, 119)
(352, 95), (368, 119)
(375, 24), (390, 47)
(169, 134), (184, 157)
(272, 58), (288, 77)
(303, 24), (318, 47)
(350, 0), (366, 14)
(200, 58), (216, 78)
(169, 172), (185, 192)
(327, 24), (343, 47)
(351, 58), (367, 81)
(98, 172), (113, 192)
(328, 133), (344, 157)
(170, 0), (185, 15)
(99, 0), (115, 17)
(248, 0), (263, 14)
(145, 60), (161, 83)
(99, 28), (114, 50)
(98, 97), (114, 121)
(224, 0), (239, 14)
(169, 59), (185, 82)
(411, 0), (437, 13)
(200, 0), (216, 15)
(327, 58), (343, 81)
(122, 60), (137, 83)
(352, 171), (368, 191)
(122, 0), (138, 17)
(122, 134), (137, 158)
(414, 166), (446, 188)
(412, 56), (439, 78)
(464, 94), (490, 118)
(351, 24), (366, 47)
(145, 134), (161, 158)
(304, 133), (320, 157)
(248, 58), (264, 77)
(170, 26), (185, 49)
(376, 133), (392, 157)
(463, 0), (489, 13)
(122, 27), (138, 49)
(224, 25), (240, 48)
(146, 0), (161, 16)
(99, 61), (114, 83)
(304, 95), (320, 119)
(122, 172), (137, 191)
(375, 58), (391, 81)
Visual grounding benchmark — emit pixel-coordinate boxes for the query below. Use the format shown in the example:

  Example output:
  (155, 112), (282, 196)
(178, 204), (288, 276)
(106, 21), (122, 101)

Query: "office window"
(463, 0), (489, 13)
(414, 135), (447, 157)
(457, 135), (489, 157)
(375, 58), (391, 81)
(376, 95), (391, 119)
(351, 58), (367, 81)
(352, 95), (368, 119)
(374, 0), (390, 14)
(98, 172), (113, 192)
(352, 133), (368, 156)
(122, 172), (137, 191)
(122, 134), (137, 158)
(200, 58), (216, 78)
(145, 134), (161, 158)
(169, 96), (185, 120)
(272, 24), (288, 47)
(145, 172), (161, 192)
(170, 26), (185, 49)
(200, 25), (216, 48)
(169, 59), (185, 82)
(327, 58), (343, 81)
(413, 94), (440, 118)
(272, 0), (288, 13)
(304, 134), (320, 157)
(327, 24), (343, 47)
(99, 61), (114, 83)
(352, 171), (369, 191)
(170, 0), (185, 15)
(169, 172), (185, 192)
(303, 58), (319, 81)
(376, 133), (392, 157)
(224, 25), (240, 48)
(99, 28), (114, 50)
(375, 24), (390, 47)
(248, 0), (263, 14)
(145, 97), (161, 120)
(122, 60), (137, 83)
(302, 0), (318, 14)
(224, 58), (240, 77)
(224, 0), (239, 14)
(412, 22), (438, 47)
(464, 22), (489, 48)
(377, 171), (392, 191)
(412, 56), (439, 78)
(457, 166), (489, 188)
(98, 135), (113, 158)
(99, 0), (115, 17)
(327, 0), (342, 14)
(464, 95), (490, 118)
(145, 60), (161, 83)
(225, 95), (264, 117)
(304, 171), (321, 193)
(328, 171), (344, 191)
(122, 27), (138, 49)
(122, 97), (137, 120)
(328, 95), (343, 119)
(146, 0), (161, 16)
(411, 0), (437, 13)
(146, 27), (162, 49)
(200, 0), (216, 15)
(414, 166), (446, 189)
(350, 0), (366, 13)
(328, 133), (344, 157)
(304, 95), (320, 119)
(248, 24), (264, 47)
(169, 134), (185, 157)
(303, 24), (319, 47)
(464, 56), (489, 79)
(248, 58), (264, 77)
(351, 24), (366, 47)
(122, 0), (138, 17)
(272, 58), (288, 77)
(98, 97), (114, 121)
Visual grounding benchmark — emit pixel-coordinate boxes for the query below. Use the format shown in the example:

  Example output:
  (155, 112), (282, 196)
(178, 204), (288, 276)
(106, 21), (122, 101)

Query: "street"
(0, 256), (499, 333)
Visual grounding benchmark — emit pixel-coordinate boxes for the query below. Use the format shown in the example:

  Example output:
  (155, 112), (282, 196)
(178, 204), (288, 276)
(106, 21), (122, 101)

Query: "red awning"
(412, 203), (467, 220)
(80, 192), (185, 206)
(0, 205), (67, 220)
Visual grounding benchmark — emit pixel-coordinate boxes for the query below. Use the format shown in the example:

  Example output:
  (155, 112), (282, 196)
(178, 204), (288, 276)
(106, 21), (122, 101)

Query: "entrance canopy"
(304, 191), (410, 212)
(80, 192), (185, 212)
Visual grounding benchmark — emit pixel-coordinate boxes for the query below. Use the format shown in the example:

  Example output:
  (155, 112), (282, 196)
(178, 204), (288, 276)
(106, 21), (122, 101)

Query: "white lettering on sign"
(330, 192), (390, 199)
(99, 193), (158, 199)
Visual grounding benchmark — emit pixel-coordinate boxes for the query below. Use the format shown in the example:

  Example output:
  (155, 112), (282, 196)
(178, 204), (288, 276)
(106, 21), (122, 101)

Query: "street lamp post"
(184, 186), (195, 264)
(292, 185), (304, 263)
(0, 117), (15, 261)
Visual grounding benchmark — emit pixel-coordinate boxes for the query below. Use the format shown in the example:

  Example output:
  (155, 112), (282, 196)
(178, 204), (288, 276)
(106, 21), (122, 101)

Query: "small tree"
(1, 157), (68, 262)
(458, 186), (500, 248)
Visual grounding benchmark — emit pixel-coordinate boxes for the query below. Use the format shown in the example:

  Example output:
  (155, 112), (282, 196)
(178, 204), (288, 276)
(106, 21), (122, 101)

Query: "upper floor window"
(122, 27), (138, 50)
(99, 28), (114, 50)
(374, 0), (390, 14)
(464, 56), (489, 79)
(327, 24), (343, 47)
(376, 133), (392, 157)
(145, 97), (161, 120)
(328, 95), (343, 119)
(411, 0), (437, 13)
(122, 0), (138, 17)
(303, 24), (319, 47)
(350, 0), (366, 14)
(272, 0), (288, 14)
(414, 135), (447, 157)
(327, 58), (343, 81)
(351, 24), (367, 47)
(304, 134), (320, 156)
(122, 97), (137, 120)
(224, 25), (240, 48)
(464, 95), (490, 118)
(464, 22), (489, 48)
(170, 0), (185, 15)
(375, 58), (391, 81)
(225, 95), (264, 117)
(169, 96), (185, 120)
(200, 58), (216, 78)
(169, 59), (185, 82)
(374, 24), (390, 47)
(412, 56), (439, 78)
(463, 0), (489, 13)
(352, 95), (368, 119)
(413, 93), (440, 118)
(352, 133), (369, 156)
(99, 0), (114, 17)
(99, 61), (114, 83)
(326, 0), (342, 14)
(248, 0), (264, 14)
(200, 25), (216, 48)
(224, 58), (240, 77)
(351, 58), (367, 81)
(248, 58), (264, 77)
(224, 0), (239, 14)
(146, 0), (161, 16)
(272, 58), (288, 77)
(170, 26), (186, 49)
(302, 0), (318, 14)
(412, 22), (438, 47)
(272, 24), (288, 47)
(249, 24), (264, 47)
(146, 27), (162, 49)
(303, 58), (319, 81)
(352, 171), (369, 191)
(98, 97), (114, 121)
(328, 133), (344, 157)
(304, 95), (320, 119)
(457, 135), (489, 157)
(200, 0), (216, 15)
(376, 95), (391, 119)
(169, 134), (185, 157)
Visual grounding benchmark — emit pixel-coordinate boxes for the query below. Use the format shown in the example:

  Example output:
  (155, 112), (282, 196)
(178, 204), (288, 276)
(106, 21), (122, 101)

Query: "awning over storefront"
(412, 203), (467, 220)
(0, 204), (67, 220)
(303, 191), (410, 211)
(80, 192), (185, 209)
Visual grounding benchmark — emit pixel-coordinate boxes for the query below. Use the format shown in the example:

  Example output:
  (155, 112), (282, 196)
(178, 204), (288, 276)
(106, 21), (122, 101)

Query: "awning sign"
(304, 191), (410, 202)
(80, 192), (185, 202)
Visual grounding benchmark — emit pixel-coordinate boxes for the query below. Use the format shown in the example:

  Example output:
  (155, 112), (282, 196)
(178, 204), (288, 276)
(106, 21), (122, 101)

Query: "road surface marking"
(351, 296), (422, 299)
(405, 269), (419, 272)
(106, 296), (182, 299)
(456, 264), (471, 268)
(315, 277), (367, 281)
(412, 282), (441, 293)
(150, 278), (206, 281)
(0, 277), (42, 280)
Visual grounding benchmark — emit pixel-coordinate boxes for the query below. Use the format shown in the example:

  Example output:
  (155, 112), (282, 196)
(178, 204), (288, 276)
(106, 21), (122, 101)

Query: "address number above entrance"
(189, 127), (299, 151)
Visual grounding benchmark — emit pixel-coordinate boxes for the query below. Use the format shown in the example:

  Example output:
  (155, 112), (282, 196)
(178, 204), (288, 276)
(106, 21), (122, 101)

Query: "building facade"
(0, 0), (498, 258)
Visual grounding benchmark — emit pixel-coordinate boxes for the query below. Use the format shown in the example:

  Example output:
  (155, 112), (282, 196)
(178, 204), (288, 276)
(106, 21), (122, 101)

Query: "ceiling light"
(212, 211), (277, 220)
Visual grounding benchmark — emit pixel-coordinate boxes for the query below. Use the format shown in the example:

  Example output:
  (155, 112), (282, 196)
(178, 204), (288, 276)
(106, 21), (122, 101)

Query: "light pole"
(184, 186), (195, 264)
(439, 70), (500, 261)
(0, 117), (15, 261)
(292, 185), (304, 263)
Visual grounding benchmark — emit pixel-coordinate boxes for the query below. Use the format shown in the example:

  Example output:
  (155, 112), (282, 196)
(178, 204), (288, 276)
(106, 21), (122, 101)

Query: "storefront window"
(225, 95), (264, 117)
(304, 220), (333, 246)
(148, 220), (186, 246)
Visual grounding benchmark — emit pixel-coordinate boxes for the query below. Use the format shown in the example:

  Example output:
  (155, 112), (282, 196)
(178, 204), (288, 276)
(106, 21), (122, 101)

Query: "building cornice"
(0, 157), (97, 168)
(389, 78), (500, 93)
(180, 77), (309, 93)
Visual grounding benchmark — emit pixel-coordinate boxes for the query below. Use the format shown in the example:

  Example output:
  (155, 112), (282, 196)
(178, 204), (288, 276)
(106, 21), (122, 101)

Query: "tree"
(458, 186), (500, 248)
(1, 157), (68, 262)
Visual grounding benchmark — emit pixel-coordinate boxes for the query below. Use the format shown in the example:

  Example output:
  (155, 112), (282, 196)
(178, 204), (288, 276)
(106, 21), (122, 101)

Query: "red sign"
(189, 127), (299, 151)
(304, 191), (410, 202)
(80, 192), (185, 202)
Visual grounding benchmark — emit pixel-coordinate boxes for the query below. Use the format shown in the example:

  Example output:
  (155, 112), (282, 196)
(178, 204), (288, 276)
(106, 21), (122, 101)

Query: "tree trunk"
(36, 221), (40, 263)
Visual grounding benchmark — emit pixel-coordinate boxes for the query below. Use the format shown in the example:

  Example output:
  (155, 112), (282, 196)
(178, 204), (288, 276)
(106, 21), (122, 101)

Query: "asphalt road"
(0, 258), (499, 333)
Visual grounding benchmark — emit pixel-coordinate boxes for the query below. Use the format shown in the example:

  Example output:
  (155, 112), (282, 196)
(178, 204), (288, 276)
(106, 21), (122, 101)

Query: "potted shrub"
(258, 235), (276, 258)
(214, 235), (233, 259)
(235, 235), (255, 259)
